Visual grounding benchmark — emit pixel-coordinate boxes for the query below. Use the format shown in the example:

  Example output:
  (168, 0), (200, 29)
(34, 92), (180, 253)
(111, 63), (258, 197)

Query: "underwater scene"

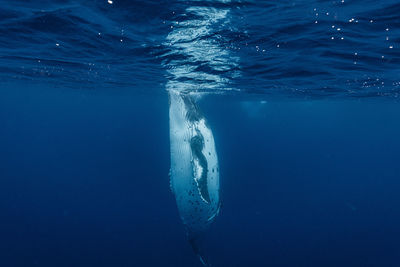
(1, 0), (400, 266)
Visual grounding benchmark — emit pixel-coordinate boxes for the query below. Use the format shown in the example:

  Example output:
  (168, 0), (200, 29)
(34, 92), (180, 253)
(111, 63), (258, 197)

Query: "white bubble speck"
(389, 45), (393, 49)
(108, 0), (113, 4)
(56, 43), (60, 46)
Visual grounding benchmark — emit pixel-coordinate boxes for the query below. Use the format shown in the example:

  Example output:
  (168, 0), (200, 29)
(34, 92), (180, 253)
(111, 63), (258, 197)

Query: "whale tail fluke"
(188, 232), (211, 266)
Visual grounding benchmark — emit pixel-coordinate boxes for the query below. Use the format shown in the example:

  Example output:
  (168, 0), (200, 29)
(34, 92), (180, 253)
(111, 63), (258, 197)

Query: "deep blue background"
(1, 0), (400, 266)
(1, 82), (400, 266)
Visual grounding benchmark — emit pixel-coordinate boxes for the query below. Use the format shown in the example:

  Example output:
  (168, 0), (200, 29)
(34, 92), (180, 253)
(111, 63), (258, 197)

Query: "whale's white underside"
(169, 90), (220, 233)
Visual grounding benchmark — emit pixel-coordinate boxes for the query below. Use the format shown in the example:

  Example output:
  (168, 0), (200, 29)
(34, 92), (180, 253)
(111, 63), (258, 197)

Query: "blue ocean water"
(1, 1), (400, 266)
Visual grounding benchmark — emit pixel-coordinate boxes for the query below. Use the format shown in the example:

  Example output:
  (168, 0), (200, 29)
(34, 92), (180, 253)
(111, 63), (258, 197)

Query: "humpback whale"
(169, 90), (220, 265)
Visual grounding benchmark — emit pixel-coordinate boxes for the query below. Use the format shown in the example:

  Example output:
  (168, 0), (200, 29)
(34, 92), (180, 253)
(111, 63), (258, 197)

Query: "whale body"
(169, 90), (220, 264)
(169, 90), (220, 232)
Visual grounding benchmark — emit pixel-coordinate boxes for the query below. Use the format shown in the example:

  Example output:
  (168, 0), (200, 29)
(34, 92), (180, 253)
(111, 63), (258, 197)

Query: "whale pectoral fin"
(190, 134), (211, 204)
